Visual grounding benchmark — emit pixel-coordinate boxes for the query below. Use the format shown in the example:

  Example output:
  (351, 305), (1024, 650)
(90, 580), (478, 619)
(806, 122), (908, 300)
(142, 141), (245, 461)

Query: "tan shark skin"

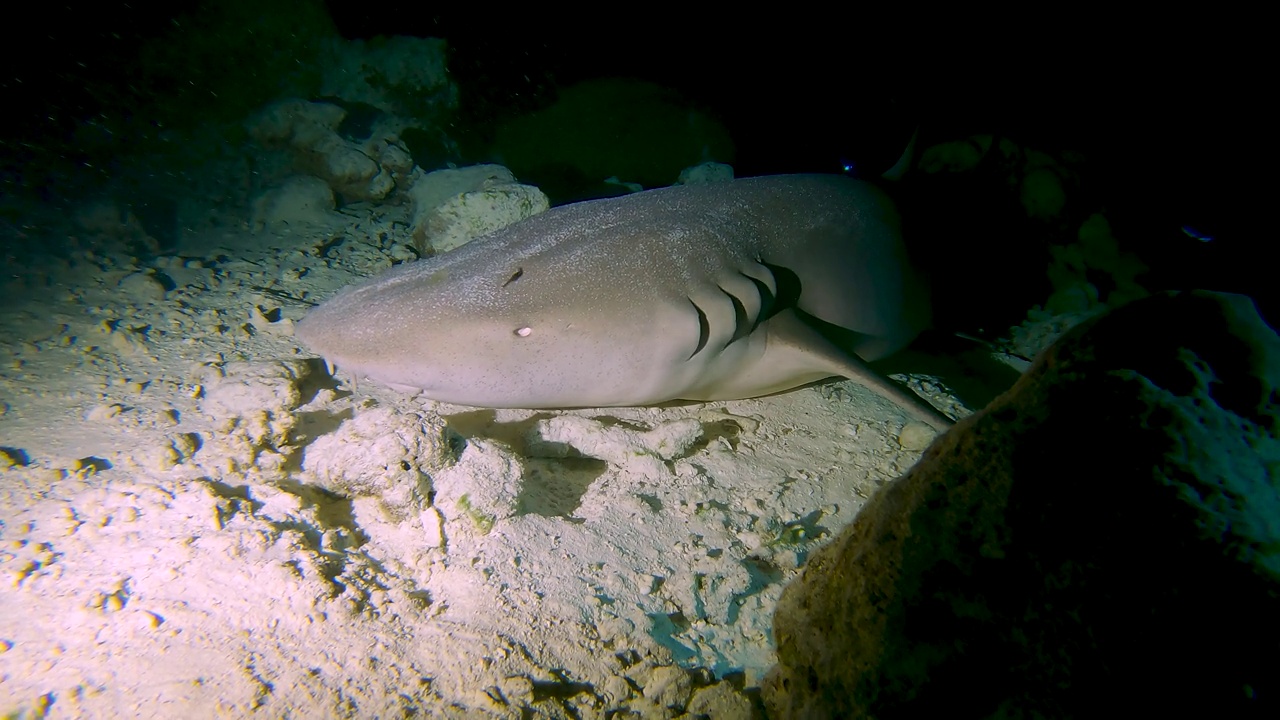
(296, 174), (953, 431)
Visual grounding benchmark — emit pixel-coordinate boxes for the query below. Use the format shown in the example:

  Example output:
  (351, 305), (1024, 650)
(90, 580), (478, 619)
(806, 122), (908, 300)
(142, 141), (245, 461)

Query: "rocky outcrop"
(764, 290), (1279, 718)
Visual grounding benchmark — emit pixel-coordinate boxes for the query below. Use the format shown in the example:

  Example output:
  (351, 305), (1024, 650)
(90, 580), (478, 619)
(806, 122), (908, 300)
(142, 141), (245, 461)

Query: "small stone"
(642, 666), (692, 711)
(117, 272), (167, 303)
(896, 421), (937, 452)
(687, 682), (753, 718)
(85, 403), (124, 422)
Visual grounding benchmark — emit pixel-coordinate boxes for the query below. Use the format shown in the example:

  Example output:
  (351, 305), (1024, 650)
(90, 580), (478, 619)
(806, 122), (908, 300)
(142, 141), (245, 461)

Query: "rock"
(117, 271), (167, 303)
(251, 175), (336, 231)
(247, 98), (346, 146)
(430, 439), (526, 534)
(74, 199), (161, 255)
(247, 98), (415, 203)
(308, 134), (390, 201)
(248, 304), (294, 336)
(378, 142), (414, 177)
(315, 35), (453, 118)
(763, 290), (1280, 718)
(527, 416), (704, 482)
(200, 360), (314, 417)
(197, 360), (317, 474)
(130, 440), (182, 473)
(894, 421), (936, 452)
(1020, 167), (1066, 219)
(641, 665), (693, 712)
(677, 161), (734, 185)
(686, 681), (756, 719)
(918, 135), (1016, 174)
(407, 165), (515, 218)
(303, 405), (456, 519)
(85, 403), (124, 422)
(405, 164), (549, 254)
(529, 416), (704, 464)
(493, 78), (735, 194)
(415, 182), (549, 254)
(1045, 213), (1150, 313)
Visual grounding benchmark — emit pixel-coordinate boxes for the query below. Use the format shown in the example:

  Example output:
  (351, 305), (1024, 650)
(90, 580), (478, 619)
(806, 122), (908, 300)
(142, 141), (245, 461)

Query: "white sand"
(0, 202), (955, 717)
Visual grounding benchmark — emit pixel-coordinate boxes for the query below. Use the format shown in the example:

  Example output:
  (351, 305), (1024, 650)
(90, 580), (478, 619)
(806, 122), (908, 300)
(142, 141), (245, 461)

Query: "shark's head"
(295, 228), (703, 408)
(296, 174), (939, 418)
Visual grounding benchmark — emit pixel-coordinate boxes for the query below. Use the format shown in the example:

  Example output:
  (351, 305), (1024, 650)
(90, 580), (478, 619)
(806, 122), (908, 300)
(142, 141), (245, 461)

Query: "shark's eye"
(503, 268), (524, 287)
(515, 327), (532, 337)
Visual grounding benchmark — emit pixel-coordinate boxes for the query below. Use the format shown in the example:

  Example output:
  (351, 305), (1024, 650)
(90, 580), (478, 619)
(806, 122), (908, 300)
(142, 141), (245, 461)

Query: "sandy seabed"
(0, 205), (955, 718)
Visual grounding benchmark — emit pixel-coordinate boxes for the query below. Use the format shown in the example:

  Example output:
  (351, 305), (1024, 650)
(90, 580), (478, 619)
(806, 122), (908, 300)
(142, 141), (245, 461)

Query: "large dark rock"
(763, 290), (1279, 719)
(492, 78), (735, 203)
